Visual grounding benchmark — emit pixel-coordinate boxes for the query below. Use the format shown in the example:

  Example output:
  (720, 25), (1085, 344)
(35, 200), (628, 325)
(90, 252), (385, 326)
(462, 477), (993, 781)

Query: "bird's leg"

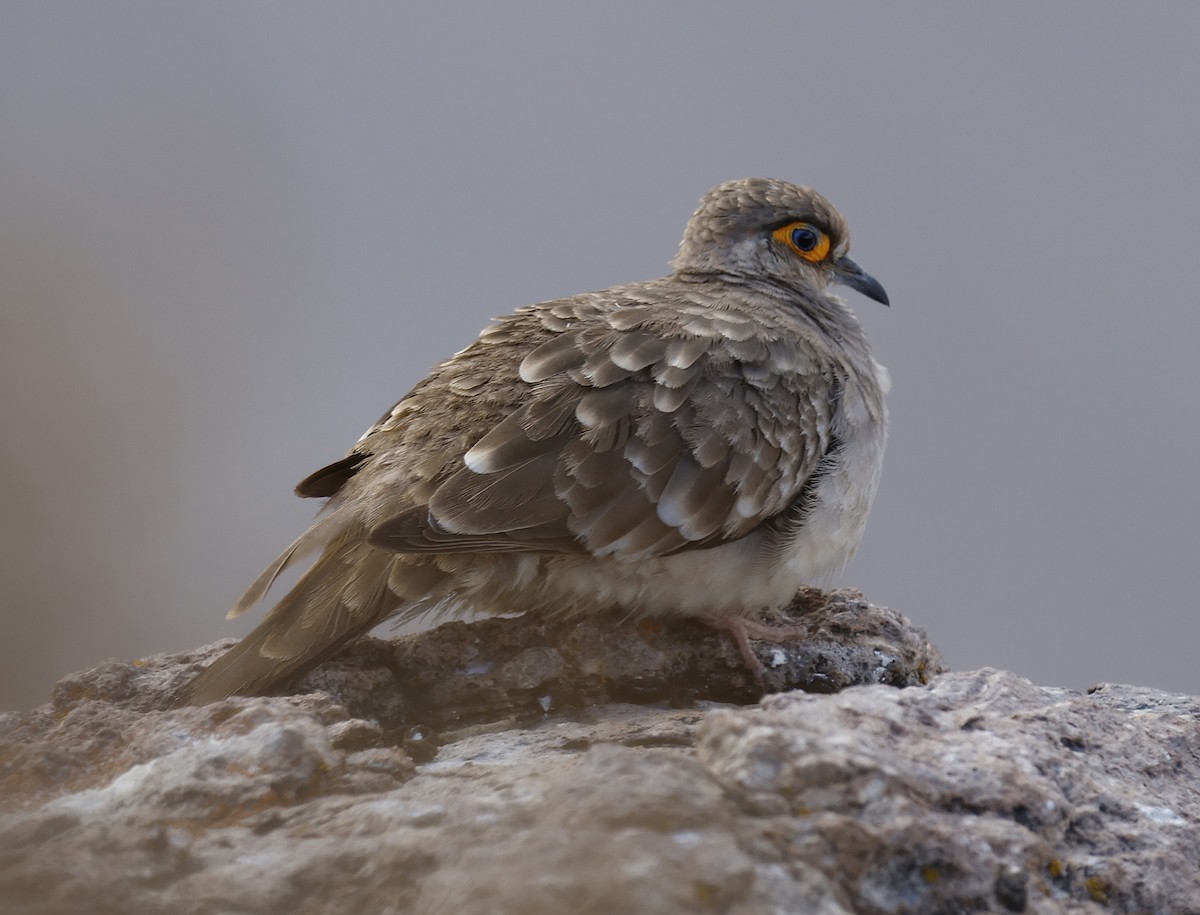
(701, 615), (810, 690)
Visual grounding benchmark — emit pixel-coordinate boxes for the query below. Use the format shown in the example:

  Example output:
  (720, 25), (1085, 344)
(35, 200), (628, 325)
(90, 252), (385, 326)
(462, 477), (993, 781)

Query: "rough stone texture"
(1, 592), (1198, 914)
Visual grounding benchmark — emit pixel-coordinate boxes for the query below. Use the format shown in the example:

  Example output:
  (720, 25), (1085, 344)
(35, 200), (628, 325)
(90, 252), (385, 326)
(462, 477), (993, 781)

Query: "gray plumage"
(183, 178), (891, 703)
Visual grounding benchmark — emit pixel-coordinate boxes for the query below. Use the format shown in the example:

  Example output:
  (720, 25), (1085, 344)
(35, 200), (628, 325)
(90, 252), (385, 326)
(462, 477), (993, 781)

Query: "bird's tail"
(181, 515), (444, 704)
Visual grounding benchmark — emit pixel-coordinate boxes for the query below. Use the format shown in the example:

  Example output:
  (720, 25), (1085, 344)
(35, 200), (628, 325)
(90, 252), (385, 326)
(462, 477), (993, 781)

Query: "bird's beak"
(832, 256), (889, 306)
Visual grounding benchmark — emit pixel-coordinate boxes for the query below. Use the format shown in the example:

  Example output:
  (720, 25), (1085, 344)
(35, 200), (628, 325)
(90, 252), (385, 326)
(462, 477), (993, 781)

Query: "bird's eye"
(791, 227), (819, 251)
(772, 221), (831, 263)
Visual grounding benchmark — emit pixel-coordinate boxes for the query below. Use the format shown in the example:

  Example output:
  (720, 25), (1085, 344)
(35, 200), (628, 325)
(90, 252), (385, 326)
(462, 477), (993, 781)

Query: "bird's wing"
(295, 453), (369, 498)
(185, 291), (841, 703)
(369, 294), (840, 561)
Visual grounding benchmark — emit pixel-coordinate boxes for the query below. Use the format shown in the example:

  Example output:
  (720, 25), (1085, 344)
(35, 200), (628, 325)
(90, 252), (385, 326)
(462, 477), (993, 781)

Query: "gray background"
(2, 3), (1197, 710)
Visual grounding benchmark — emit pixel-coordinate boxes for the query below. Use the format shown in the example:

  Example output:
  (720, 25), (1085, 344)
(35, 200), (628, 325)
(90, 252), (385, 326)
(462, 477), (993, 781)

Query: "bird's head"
(672, 178), (888, 306)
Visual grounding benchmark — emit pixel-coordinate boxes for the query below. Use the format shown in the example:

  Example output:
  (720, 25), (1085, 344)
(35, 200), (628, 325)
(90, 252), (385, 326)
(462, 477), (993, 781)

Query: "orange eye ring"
(772, 221), (831, 263)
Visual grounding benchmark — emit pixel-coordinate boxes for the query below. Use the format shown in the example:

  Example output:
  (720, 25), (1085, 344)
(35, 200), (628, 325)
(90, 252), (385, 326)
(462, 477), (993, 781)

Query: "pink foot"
(702, 615), (809, 691)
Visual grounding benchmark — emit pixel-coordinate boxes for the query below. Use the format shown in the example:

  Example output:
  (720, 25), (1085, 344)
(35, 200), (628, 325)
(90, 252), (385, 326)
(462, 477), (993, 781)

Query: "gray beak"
(832, 256), (890, 306)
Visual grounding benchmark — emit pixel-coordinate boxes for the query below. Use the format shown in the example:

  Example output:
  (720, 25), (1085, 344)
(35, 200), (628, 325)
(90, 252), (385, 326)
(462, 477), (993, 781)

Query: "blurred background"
(2, 3), (1198, 709)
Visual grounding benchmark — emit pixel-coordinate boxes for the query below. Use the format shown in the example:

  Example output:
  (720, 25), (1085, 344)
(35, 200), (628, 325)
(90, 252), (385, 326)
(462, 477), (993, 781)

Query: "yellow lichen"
(1085, 876), (1110, 903)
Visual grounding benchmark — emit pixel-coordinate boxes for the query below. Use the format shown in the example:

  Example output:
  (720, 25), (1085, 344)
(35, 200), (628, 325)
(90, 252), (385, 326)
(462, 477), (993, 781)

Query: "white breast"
(774, 356), (889, 589)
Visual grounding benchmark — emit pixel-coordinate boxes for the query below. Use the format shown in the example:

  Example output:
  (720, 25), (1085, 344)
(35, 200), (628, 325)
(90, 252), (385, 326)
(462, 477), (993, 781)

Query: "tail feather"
(226, 507), (350, 620)
(183, 531), (411, 704)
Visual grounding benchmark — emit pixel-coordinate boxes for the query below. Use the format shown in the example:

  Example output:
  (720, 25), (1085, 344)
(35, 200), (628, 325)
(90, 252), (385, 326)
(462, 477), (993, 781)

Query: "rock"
(2, 592), (1197, 913)
(375, 587), (941, 731)
(697, 673), (1200, 913)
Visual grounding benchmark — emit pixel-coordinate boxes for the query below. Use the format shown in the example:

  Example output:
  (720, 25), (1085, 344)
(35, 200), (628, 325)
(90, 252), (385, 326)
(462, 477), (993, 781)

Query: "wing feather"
(369, 294), (838, 561)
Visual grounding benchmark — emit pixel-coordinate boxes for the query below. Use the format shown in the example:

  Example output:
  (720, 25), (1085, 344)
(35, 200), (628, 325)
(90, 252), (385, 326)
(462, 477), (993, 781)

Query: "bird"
(182, 177), (891, 704)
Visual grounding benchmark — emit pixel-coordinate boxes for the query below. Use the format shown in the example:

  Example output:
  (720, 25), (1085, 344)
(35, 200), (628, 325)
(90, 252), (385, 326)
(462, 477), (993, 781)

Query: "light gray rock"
(1, 594), (1197, 914)
(698, 672), (1200, 913)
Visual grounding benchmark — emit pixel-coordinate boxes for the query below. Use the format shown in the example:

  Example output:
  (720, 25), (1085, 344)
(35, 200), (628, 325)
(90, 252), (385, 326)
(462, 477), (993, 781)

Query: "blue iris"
(791, 226), (819, 251)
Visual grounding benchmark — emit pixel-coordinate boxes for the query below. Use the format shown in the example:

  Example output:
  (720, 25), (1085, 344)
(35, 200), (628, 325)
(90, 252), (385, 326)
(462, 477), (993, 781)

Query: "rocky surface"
(1, 590), (1197, 914)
